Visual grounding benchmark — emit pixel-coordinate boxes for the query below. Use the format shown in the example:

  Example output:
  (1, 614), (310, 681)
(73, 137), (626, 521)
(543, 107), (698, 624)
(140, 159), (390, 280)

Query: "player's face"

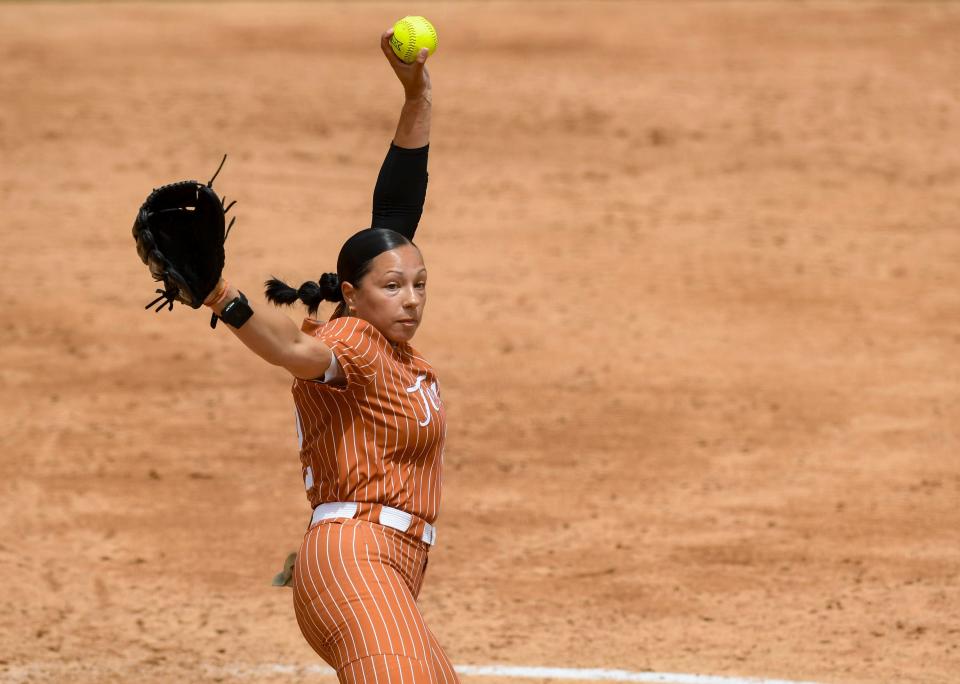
(346, 244), (427, 344)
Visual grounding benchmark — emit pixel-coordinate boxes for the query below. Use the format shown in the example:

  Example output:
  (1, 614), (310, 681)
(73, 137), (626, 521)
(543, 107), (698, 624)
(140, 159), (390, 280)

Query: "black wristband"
(212, 291), (254, 330)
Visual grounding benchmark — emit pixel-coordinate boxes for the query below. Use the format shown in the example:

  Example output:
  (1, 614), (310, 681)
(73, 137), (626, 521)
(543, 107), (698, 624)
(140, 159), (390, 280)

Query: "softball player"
(202, 30), (458, 683)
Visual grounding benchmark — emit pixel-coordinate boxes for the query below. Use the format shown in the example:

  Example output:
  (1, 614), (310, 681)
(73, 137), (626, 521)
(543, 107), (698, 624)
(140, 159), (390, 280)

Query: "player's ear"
(341, 281), (357, 311)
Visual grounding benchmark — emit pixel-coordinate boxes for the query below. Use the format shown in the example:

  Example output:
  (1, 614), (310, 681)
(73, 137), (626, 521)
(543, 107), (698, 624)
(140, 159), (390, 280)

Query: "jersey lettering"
(406, 374), (442, 427)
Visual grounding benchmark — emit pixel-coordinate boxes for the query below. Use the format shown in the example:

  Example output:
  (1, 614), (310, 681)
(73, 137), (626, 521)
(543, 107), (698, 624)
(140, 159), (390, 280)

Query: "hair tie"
(319, 273), (343, 302)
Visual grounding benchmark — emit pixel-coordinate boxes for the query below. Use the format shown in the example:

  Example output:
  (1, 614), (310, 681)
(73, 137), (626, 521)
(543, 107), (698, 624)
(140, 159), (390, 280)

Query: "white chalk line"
(457, 666), (825, 684)
(210, 662), (827, 684)
(1, 661), (828, 684)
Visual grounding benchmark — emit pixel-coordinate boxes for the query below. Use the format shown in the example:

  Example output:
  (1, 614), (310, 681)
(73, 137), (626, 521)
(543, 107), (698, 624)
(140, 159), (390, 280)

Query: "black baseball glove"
(132, 155), (236, 313)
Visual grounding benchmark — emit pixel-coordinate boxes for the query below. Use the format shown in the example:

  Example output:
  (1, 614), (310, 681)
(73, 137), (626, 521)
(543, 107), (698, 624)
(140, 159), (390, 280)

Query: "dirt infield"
(1, 2), (958, 683)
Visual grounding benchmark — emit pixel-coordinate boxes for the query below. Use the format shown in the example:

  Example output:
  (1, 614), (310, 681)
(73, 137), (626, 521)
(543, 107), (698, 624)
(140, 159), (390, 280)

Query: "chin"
(391, 331), (417, 344)
(386, 324), (419, 344)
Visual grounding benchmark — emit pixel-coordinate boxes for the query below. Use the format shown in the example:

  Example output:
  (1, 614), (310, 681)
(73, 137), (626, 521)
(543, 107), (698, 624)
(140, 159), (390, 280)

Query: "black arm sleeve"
(370, 143), (429, 240)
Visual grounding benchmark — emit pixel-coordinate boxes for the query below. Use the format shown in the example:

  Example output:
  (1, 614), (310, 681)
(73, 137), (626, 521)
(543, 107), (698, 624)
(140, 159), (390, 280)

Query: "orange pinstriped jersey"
(292, 317), (446, 524)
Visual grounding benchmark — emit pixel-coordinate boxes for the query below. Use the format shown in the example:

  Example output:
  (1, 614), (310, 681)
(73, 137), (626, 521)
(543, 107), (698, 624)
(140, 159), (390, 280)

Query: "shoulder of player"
(303, 317), (390, 348)
(302, 317), (437, 373)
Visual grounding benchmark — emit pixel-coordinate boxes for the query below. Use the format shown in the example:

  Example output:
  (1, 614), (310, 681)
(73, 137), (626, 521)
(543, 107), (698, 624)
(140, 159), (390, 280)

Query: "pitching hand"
(381, 29), (431, 102)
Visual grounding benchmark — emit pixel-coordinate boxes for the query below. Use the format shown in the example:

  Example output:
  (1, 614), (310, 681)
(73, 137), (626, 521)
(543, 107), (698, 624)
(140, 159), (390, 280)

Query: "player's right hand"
(381, 29), (431, 102)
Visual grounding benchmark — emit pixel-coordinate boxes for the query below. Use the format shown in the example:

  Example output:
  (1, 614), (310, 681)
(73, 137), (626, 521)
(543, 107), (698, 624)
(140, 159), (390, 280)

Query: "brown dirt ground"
(1, 2), (959, 683)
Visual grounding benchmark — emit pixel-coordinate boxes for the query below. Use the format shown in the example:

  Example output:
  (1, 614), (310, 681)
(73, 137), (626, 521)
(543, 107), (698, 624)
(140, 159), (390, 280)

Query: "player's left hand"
(132, 157), (236, 314)
(381, 29), (431, 102)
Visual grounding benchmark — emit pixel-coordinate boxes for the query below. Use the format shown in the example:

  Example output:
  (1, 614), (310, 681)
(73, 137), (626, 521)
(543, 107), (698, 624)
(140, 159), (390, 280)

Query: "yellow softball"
(390, 16), (438, 64)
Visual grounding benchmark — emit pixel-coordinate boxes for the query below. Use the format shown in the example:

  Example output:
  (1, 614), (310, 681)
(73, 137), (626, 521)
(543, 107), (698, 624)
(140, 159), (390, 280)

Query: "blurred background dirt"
(0, 2), (958, 683)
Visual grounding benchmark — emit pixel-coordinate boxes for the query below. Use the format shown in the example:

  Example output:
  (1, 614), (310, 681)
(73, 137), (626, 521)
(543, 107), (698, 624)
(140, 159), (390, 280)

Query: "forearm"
(393, 93), (431, 149)
(206, 281), (331, 378)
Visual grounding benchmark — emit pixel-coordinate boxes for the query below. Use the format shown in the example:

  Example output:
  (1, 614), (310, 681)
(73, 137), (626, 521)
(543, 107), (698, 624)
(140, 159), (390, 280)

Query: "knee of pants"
(338, 653), (438, 684)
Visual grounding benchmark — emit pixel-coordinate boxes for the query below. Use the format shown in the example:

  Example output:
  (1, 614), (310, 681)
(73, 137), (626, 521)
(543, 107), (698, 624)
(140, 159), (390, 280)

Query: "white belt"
(310, 502), (437, 546)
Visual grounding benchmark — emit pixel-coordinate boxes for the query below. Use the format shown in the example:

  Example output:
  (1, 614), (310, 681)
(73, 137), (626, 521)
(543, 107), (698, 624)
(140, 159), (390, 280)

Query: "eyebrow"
(384, 269), (427, 276)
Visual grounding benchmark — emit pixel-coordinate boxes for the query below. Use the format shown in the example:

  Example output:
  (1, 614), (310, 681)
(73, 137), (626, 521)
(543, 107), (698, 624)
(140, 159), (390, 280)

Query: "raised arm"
(371, 29), (432, 239)
(204, 280), (332, 381)
(381, 29), (431, 148)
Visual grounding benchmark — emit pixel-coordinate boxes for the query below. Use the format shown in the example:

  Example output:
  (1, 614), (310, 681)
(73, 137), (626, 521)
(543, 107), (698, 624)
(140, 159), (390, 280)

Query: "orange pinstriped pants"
(293, 517), (459, 683)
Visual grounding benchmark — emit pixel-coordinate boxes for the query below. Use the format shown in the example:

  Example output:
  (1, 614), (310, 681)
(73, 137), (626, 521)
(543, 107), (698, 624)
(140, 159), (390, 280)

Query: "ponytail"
(264, 272), (342, 317)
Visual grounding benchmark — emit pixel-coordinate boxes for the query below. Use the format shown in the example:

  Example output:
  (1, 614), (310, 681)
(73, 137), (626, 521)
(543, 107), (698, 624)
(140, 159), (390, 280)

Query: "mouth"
(397, 318), (419, 327)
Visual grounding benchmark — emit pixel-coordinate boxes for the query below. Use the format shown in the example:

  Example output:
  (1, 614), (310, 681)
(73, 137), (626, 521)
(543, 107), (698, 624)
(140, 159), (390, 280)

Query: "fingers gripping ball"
(390, 16), (437, 63)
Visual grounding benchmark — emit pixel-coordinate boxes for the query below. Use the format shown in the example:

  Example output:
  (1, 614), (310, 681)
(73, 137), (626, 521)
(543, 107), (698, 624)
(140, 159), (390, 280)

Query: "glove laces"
(145, 288), (178, 312)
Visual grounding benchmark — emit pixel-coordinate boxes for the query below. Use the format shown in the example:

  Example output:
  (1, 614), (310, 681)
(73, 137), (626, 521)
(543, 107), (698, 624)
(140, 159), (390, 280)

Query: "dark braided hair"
(265, 228), (412, 318)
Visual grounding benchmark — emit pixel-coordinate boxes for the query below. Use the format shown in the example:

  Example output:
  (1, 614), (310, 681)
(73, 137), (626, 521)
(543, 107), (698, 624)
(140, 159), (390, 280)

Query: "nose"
(402, 284), (422, 309)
